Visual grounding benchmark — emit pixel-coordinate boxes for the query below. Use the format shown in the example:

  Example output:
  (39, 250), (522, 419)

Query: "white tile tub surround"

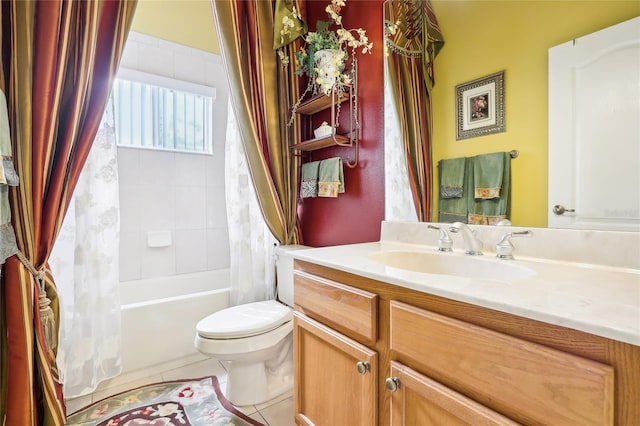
(289, 221), (640, 346)
(117, 32), (230, 281)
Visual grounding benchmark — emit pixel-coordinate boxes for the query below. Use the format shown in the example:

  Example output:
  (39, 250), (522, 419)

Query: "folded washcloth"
(318, 157), (344, 198)
(300, 161), (320, 198)
(468, 152), (511, 224)
(473, 152), (505, 199)
(439, 157), (466, 199)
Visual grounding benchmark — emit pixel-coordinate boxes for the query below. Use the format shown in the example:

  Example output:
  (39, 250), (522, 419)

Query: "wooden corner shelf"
(295, 89), (351, 115)
(291, 76), (358, 167)
(291, 134), (352, 152)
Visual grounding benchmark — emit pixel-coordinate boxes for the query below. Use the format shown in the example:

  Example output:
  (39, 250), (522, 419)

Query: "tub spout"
(448, 222), (483, 255)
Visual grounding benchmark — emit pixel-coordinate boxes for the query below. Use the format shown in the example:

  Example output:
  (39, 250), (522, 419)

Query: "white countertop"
(290, 224), (640, 347)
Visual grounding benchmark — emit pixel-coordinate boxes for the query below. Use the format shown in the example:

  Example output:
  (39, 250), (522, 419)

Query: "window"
(113, 69), (216, 154)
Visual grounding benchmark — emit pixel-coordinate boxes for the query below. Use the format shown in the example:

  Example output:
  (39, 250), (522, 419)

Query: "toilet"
(194, 245), (308, 406)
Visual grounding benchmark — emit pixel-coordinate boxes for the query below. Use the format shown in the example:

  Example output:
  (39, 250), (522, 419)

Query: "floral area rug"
(66, 376), (266, 426)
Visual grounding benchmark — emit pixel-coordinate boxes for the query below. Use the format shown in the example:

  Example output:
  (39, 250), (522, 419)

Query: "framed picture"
(455, 71), (505, 140)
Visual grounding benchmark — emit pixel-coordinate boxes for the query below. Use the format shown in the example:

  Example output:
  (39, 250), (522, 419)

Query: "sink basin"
(368, 251), (535, 281)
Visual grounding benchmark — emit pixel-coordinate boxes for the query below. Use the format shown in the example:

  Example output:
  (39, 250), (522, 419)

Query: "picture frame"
(455, 71), (505, 140)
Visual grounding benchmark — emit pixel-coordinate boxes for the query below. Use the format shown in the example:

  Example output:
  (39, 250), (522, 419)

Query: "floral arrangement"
(284, 0), (373, 114)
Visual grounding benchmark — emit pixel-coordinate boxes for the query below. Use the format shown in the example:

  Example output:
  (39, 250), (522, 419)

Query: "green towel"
(0, 89), (18, 187)
(473, 152), (505, 199)
(0, 90), (11, 157)
(1, 88), (17, 257)
(318, 157), (344, 198)
(438, 158), (470, 223)
(439, 157), (466, 199)
(438, 198), (468, 223)
(467, 152), (511, 224)
(300, 161), (320, 198)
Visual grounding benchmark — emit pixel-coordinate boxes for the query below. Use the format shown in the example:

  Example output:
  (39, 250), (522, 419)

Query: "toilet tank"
(275, 245), (310, 307)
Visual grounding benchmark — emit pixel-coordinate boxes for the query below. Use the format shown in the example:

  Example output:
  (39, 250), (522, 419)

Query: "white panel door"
(548, 17), (640, 231)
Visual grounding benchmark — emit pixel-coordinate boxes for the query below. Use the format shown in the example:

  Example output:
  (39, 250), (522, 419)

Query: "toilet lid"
(196, 300), (293, 339)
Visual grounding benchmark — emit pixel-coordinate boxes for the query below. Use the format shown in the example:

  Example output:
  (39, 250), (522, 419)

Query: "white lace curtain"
(384, 65), (418, 222)
(49, 98), (121, 399)
(224, 100), (278, 306)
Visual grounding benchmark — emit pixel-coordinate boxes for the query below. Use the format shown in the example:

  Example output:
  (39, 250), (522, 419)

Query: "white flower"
(278, 49), (290, 66)
(325, 5), (342, 25)
(291, 5), (302, 20)
(288, 0), (374, 122)
(386, 20), (399, 36)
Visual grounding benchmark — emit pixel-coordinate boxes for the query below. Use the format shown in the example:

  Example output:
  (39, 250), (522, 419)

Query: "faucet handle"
(496, 230), (532, 260)
(427, 225), (453, 252)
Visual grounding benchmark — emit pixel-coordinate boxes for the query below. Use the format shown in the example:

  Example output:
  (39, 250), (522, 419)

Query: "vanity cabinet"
(293, 259), (640, 426)
(293, 270), (378, 426)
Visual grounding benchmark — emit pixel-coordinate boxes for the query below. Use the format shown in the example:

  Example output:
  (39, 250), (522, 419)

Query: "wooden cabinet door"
(294, 312), (377, 426)
(388, 361), (519, 426)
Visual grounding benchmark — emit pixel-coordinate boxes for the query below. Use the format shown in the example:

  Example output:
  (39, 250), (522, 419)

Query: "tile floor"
(66, 358), (295, 426)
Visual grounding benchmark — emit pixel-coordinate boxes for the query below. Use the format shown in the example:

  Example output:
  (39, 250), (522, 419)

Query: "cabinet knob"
(385, 377), (400, 392)
(356, 361), (370, 374)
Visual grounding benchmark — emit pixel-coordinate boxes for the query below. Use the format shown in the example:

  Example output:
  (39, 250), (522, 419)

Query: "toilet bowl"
(194, 245), (309, 406)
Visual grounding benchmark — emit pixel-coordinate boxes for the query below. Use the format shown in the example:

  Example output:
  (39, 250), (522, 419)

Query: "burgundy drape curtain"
(387, 53), (433, 221)
(0, 1), (136, 424)
(212, 0), (303, 246)
(385, 0), (444, 221)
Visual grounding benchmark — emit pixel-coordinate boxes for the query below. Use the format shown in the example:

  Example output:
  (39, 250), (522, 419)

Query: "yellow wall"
(131, 0), (219, 54)
(430, 1), (639, 227)
(130, 0), (639, 228)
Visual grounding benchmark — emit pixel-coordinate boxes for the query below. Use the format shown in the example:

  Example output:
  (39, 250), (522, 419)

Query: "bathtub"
(119, 270), (230, 375)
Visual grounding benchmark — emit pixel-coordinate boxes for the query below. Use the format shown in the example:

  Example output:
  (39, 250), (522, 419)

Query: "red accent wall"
(298, 0), (385, 247)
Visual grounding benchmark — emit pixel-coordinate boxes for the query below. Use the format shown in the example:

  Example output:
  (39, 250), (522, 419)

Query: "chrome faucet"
(427, 225), (453, 252)
(496, 230), (532, 260)
(448, 222), (483, 255)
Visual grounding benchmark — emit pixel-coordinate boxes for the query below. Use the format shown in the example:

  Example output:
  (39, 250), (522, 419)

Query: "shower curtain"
(224, 101), (278, 305)
(49, 98), (121, 399)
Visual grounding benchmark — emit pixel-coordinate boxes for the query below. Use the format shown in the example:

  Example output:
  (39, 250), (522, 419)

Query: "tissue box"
(314, 123), (333, 139)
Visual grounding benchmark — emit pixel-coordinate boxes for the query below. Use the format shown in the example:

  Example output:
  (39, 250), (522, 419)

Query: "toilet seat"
(196, 300), (292, 339)
(195, 320), (293, 358)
